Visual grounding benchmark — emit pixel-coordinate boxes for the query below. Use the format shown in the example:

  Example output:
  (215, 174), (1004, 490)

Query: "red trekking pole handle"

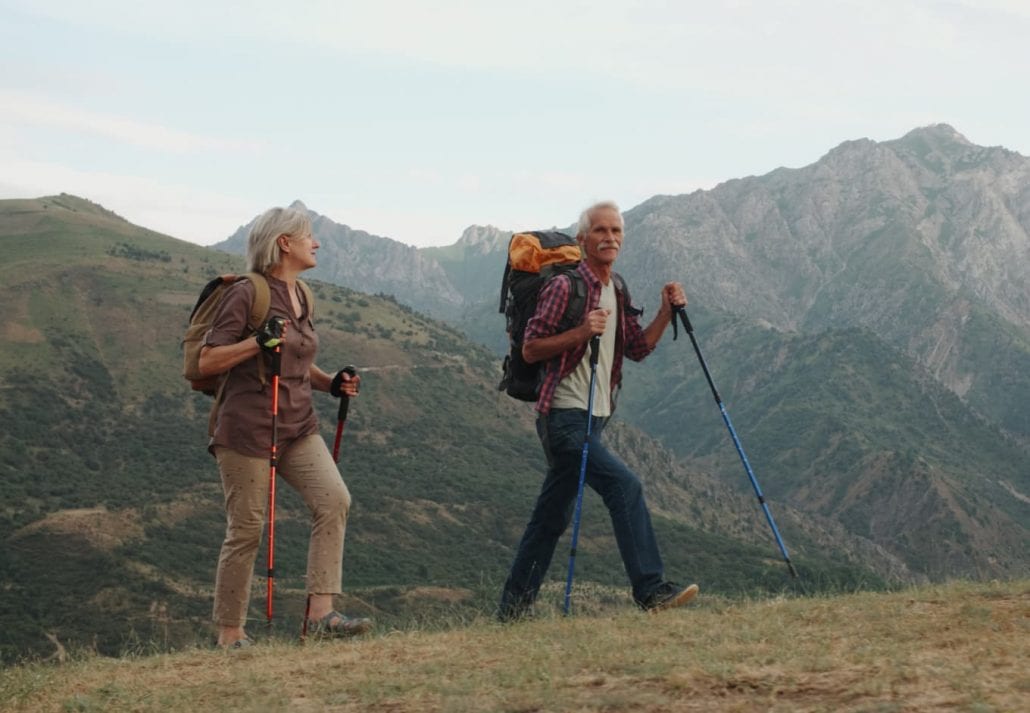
(331, 365), (357, 463)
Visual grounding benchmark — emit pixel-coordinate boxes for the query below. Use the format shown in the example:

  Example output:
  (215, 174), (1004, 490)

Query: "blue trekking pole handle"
(564, 335), (601, 615)
(674, 307), (798, 579)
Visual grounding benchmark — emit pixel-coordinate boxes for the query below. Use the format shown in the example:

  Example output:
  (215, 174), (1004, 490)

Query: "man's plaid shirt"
(525, 261), (654, 414)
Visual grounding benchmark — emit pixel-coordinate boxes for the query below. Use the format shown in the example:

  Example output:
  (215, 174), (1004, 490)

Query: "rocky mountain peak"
(455, 225), (510, 253)
(898, 123), (972, 147)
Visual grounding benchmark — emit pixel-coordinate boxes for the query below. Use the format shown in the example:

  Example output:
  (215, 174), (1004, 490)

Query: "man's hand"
(661, 283), (687, 314)
(583, 308), (611, 338)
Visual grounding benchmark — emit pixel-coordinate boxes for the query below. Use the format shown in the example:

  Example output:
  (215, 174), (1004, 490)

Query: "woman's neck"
(267, 264), (298, 288)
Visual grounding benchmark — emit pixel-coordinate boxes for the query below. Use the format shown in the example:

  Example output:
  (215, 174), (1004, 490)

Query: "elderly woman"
(198, 206), (369, 648)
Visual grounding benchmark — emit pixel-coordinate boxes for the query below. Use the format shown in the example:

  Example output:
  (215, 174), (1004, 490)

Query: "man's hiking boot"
(639, 581), (699, 612)
(497, 592), (535, 623)
(497, 602), (533, 624)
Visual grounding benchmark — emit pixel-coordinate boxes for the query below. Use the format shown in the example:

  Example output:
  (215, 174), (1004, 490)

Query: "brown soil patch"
(10, 506), (144, 550)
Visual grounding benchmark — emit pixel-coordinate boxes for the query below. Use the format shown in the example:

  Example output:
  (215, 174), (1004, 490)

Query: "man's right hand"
(583, 308), (610, 338)
(524, 309), (610, 365)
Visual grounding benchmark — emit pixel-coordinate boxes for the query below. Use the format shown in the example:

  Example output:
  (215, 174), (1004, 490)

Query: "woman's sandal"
(306, 610), (373, 638)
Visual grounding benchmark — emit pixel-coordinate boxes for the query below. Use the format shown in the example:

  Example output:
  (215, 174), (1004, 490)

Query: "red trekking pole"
(261, 317), (287, 625)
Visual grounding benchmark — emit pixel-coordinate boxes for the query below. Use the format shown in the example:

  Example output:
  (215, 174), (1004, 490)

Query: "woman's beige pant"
(212, 435), (351, 627)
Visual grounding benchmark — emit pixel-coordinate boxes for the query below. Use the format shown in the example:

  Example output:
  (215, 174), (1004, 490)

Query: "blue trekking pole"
(673, 308), (798, 578)
(563, 335), (601, 615)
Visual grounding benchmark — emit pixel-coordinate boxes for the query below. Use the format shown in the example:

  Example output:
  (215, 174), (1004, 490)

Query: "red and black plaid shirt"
(525, 261), (654, 414)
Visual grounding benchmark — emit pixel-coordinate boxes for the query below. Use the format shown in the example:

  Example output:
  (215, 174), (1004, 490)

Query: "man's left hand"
(661, 282), (687, 313)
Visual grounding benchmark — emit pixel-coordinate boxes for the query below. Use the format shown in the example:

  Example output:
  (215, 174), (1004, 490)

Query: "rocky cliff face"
(213, 201), (465, 316)
(623, 125), (1029, 333)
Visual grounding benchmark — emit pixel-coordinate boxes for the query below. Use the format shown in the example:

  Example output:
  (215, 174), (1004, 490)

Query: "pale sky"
(2, 0), (1028, 247)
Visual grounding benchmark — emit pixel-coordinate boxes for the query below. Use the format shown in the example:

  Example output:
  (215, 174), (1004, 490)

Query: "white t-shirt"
(551, 278), (617, 416)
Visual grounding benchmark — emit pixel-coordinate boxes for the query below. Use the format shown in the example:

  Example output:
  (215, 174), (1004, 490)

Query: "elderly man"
(499, 200), (699, 620)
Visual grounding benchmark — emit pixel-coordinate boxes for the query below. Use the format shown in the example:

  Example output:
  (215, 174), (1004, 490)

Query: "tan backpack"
(182, 272), (314, 395)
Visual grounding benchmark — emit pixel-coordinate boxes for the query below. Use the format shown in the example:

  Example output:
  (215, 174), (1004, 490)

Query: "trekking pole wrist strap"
(671, 305), (691, 340)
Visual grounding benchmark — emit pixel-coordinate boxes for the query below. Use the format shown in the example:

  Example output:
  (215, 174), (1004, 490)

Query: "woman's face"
(281, 229), (319, 270)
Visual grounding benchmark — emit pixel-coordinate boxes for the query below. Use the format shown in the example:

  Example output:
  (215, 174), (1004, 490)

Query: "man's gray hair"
(576, 200), (623, 238)
(247, 207), (312, 274)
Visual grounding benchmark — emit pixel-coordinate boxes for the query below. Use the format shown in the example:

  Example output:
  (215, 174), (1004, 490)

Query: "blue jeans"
(499, 408), (665, 614)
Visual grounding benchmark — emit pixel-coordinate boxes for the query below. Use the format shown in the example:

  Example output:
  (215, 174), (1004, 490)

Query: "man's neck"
(584, 258), (613, 285)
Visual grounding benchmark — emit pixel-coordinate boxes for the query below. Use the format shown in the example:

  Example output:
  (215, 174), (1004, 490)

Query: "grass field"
(1, 579), (1026, 712)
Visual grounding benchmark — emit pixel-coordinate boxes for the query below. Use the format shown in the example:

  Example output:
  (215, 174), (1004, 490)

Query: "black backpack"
(496, 232), (634, 403)
(498, 232), (584, 401)
(498, 231), (638, 401)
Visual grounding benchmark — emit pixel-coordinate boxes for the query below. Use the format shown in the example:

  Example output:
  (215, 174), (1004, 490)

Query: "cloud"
(9, 1), (1028, 101)
(1, 91), (263, 154)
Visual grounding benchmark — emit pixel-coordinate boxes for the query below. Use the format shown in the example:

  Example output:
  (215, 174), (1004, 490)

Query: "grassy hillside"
(1, 579), (1026, 712)
(619, 308), (1030, 580)
(0, 196), (887, 665)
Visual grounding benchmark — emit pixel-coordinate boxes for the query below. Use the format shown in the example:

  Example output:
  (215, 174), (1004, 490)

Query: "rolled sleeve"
(524, 274), (573, 342)
(623, 308), (654, 362)
(203, 281), (255, 348)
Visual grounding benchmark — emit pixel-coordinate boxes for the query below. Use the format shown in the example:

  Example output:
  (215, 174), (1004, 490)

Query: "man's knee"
(594, 460), (645, 501)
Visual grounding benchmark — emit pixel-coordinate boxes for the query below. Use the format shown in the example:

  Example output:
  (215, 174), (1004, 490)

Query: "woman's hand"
(330, 367), (360, 398)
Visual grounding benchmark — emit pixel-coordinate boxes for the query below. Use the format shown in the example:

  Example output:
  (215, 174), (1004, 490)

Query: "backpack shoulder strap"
(612, 272), (643, 317)
(245, 272), (271, 331)
(557, 268), (588, 332)
(296, 278), (315, 321)
(242, 272), (272, 388)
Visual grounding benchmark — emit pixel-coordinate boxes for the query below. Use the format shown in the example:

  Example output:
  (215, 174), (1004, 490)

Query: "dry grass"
(2, 580), (1027, 712)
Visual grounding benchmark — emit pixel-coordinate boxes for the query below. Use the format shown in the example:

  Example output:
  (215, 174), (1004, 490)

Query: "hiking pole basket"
(563, 335), (601, 614)
(673, 308), (798, 579)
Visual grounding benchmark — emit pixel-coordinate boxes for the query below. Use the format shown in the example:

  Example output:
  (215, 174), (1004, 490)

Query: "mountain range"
(2, 124), (1027, 663)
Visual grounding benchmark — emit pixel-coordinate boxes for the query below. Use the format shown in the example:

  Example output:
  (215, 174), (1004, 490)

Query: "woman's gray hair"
(576, 200), (623, 238)
(247, 207), (312, 274)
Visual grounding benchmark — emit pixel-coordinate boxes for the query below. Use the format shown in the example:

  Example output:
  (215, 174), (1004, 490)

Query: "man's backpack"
(498, 231), (642, 402)
(182, 272), (314, 396)
(498, 232), (587, 401)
